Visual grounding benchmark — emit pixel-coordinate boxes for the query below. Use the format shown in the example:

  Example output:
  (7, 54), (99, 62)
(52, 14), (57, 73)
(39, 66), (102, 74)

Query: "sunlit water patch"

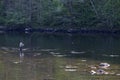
(0, 48), (120, 80)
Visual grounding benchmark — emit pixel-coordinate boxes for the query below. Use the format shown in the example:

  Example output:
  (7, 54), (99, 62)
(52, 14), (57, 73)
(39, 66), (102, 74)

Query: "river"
(0, 33), (120, 80)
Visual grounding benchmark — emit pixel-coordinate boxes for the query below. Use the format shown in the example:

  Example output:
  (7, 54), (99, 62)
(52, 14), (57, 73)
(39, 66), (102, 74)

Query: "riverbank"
(1, 27), (120, 35)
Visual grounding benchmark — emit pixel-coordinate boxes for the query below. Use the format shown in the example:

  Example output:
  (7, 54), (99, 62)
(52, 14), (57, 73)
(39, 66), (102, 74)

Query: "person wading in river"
(19, 41), (24, 57)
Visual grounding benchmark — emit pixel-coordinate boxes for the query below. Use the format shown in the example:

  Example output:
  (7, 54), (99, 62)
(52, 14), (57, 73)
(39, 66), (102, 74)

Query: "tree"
(0, 0), (5, 25)
(0, 0), (120, 29)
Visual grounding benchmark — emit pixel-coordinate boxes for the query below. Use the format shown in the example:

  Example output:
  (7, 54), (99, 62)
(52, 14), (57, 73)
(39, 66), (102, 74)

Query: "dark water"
(0, 33), (120, 80)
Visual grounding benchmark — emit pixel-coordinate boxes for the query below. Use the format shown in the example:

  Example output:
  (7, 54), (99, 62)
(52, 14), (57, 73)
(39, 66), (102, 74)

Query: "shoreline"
(0, 28), (120, 35)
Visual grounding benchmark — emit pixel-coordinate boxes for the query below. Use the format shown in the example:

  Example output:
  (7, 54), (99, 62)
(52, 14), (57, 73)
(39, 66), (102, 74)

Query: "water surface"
(0, 33), (120, 80)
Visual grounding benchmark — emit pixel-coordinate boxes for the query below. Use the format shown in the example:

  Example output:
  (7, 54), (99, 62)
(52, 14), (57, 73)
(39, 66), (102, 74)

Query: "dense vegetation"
(0, 0), (120, 29)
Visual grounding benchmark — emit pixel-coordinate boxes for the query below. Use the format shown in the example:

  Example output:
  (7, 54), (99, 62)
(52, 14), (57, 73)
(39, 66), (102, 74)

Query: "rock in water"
(90, 70), (96, 75)
(99, 63), (110, 69)
(13, 61), (19, 64)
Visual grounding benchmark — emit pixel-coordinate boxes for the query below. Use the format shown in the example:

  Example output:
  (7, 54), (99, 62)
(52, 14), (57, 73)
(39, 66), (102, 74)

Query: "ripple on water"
(102, 54), (120, 58)
(41, 49), (58, 52)
(70, 51), (86, 54)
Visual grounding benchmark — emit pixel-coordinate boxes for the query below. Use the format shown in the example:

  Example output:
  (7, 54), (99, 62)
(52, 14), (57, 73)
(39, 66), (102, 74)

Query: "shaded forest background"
(0, 0), (120, 29)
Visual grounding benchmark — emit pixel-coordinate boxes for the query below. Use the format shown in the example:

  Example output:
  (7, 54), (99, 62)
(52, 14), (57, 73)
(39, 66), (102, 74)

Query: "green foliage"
(0, 0), (120, 29)
(0, 0), (5, 25)
(92, 0), (120, 29)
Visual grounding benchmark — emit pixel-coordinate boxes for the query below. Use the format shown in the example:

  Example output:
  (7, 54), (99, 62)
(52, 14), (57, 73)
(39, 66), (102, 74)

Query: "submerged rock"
(89, 65), (97, 69)
(55, 55), (66, 57)
(51, 52), (66, 57)
(13, 61), (20, 64)
(89, 62), (112, 75)
(71, 51), (85, 54)
(65, 68), (77, 72)
(96, 69), (109, 75)
(65, 65), (78, 69)
(81, 60), (87, 62)
(99, 63), (110, 69)
(64, 65), (78, 72)
(90, 70), (96, 75)
(90, 69), (109, 75)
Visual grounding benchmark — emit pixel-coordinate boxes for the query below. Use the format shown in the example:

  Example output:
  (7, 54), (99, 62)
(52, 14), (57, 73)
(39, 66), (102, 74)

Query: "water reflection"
(0, 33), (120, 80)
